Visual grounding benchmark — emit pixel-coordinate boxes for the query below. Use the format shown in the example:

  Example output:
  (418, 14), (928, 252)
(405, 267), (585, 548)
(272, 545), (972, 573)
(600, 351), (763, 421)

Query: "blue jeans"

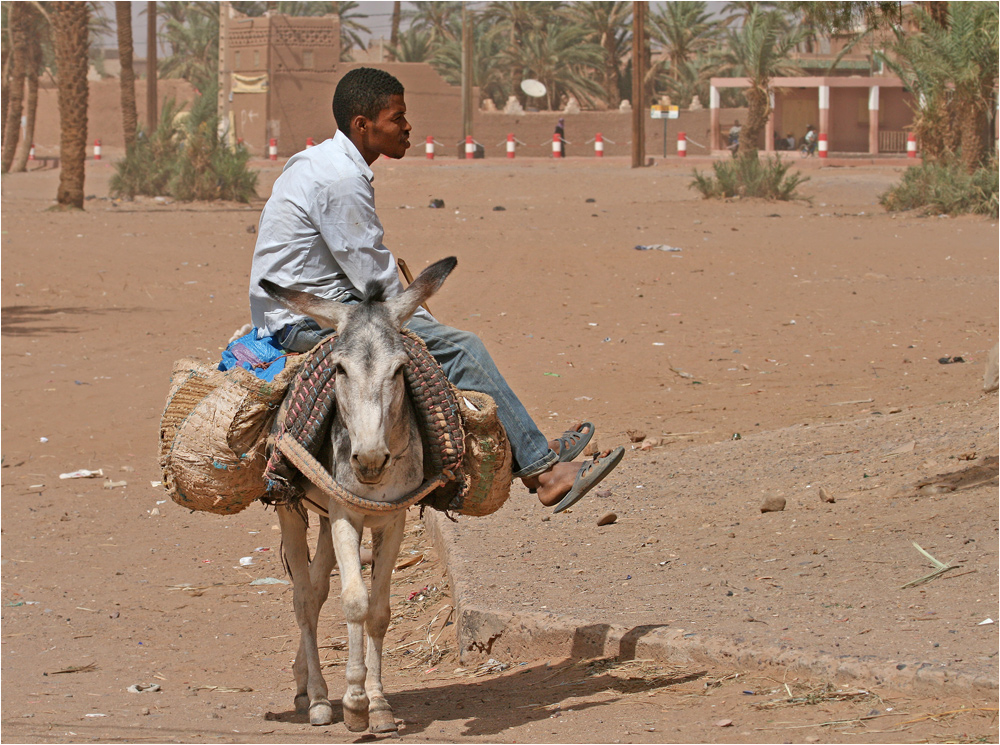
(276, 317), (558, 479)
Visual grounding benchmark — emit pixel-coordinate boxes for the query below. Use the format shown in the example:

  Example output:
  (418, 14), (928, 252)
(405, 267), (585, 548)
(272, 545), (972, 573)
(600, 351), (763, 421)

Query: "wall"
(31, 79), (199, 154)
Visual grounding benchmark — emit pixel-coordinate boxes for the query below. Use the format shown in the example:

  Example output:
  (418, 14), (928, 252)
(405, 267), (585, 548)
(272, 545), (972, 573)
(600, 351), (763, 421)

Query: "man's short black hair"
(332, 67), (405, 133)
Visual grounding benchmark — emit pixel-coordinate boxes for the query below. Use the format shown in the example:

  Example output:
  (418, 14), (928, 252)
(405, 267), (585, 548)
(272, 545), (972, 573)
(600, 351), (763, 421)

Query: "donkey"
(260, 257), (457, 732)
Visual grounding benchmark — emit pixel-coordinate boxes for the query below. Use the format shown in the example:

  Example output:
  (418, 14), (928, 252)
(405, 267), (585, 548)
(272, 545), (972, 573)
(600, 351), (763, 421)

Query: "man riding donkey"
(248, 67), (624, 517)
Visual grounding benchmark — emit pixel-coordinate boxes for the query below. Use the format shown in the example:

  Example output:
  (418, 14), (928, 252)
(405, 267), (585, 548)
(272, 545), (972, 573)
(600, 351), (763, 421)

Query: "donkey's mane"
(359, 279), (389, 305)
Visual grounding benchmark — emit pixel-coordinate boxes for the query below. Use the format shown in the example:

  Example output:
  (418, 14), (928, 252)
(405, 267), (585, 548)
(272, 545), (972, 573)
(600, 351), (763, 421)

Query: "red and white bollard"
(594, 132), (604, 157)
(818, 133), (828, 158)
(269, 138), (278, 161)
(425, 136), (435, 159)
(677, 131), (687, 157)
(907, 133), (917, 158)
(506, 133), (516, 159)
(552, 133), (562, 158)
(28, 144), (35, 161)
(306, 137), (315, 148)
(93, 139), (102, 160)
(465, 135), (475, 159)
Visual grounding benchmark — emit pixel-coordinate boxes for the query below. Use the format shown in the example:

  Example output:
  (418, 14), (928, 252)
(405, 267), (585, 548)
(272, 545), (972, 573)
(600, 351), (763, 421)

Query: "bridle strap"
(274, 433), (447, 516)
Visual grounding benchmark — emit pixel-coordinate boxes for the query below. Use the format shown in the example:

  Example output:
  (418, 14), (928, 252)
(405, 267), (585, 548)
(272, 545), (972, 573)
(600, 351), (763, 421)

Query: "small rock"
(245, 224), (256, 234)
(727, 532), (736, 538)
(888, 407), (902, 414)
(626, 430), (646, 443)
(141, 708), (150, 716)
(208, 712), (222, 719)
(715, 718), (734, 727)
(819, 487), (835, 503)
(585, 198), (596, 203)
(760, 496), (786, 513)
(150, 507), (161, 516)
(541, 516), (551, 522)
(428, 198), (445, 209)
(597, 512), (618, 526)
(957, 451), (976, 461)
(639, 437), (659, 450)
(492, 205), (506, 211)
(595, 489), (612, 498)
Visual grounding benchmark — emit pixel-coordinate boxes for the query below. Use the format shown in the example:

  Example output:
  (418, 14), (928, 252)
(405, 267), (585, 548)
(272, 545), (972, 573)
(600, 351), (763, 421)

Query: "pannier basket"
(159, 355), (305, 514)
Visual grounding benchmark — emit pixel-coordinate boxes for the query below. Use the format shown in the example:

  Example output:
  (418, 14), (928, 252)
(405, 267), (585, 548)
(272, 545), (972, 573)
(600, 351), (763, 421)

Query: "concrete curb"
(425, 510), (997, 693)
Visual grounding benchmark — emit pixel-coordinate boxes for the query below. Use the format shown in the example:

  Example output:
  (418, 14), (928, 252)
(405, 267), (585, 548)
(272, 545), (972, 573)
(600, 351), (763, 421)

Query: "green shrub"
(110, 84), (257, 203)
(880, 157), (999, 218)
(690, 153), (809, 201)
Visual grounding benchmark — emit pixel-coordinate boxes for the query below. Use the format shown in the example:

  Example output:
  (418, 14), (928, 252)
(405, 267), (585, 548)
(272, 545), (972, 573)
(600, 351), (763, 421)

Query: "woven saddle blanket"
(262, 329), (468, 513)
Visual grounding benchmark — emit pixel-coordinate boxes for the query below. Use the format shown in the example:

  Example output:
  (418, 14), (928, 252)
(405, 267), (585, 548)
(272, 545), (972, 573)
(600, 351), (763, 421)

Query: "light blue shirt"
(249, 129), (428, 336)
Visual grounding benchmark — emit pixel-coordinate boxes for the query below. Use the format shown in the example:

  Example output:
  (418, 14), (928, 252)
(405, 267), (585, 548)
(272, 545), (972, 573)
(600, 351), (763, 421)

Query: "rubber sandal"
(552, 421), (595, 462)
(552, 446), (625, 514)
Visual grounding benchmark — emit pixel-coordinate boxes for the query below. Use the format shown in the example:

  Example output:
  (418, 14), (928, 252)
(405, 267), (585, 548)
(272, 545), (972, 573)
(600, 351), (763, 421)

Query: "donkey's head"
(261, 257), (456, 487)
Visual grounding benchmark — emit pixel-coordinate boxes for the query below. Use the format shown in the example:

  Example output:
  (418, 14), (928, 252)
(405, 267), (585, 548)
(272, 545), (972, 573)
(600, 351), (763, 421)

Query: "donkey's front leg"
(331, 512), (370, 732)
(277, 506), (333, 725)
(365, 513), (407, 733)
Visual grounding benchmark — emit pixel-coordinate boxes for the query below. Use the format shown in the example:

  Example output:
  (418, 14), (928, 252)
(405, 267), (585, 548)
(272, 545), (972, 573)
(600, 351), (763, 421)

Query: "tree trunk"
(1, 2), (28, 174)
(602, 32), (620, 108)
(2, 30), (11, 139)
(11, 28), (41, 173)
(388, 1), (401, 62)
(51, 1), (90, 210)
(740, 85), (770, 157)
(116, 1), (138, 152)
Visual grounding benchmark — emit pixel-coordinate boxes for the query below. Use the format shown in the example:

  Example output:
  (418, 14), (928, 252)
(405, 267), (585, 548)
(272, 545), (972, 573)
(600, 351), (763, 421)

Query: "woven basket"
(453, 390), (513, 516)
(159, 356), (305, 514)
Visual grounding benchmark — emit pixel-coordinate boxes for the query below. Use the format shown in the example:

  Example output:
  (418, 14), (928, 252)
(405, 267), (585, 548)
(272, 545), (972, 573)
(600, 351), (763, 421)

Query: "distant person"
(802, 125), (817, 155)
(784, 132), (796, 150)
(727, 120), (741, 155)
(555, 117), (566, 157)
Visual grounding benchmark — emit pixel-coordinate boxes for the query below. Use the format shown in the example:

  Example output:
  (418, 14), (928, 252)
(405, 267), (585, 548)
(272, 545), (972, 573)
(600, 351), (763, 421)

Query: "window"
(234, 50), (241, 68)
(303, 50), (314, 69)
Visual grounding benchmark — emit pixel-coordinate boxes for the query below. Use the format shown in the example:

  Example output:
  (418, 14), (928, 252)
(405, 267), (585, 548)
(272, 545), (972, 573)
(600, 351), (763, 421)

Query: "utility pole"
(631, 0), (646, 168)
(147, 1), (157, 132)
(461, 2), (473, 142)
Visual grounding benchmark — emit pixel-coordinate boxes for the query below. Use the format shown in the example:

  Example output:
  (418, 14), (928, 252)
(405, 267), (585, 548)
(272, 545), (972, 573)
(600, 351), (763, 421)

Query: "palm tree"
(389, 27), (435, 64)
(406, 1), (460, 43)
(388, 1), (401, 61)
(483, 1), (562, 107)
(880, 2), (999, 171)
(50, 1), (90, 210)
(158, 2), (219, 90)
(713, 8), (804, 156)
(10, 7), (45, 173)
(657, 53), (713, 110)
(1, 1), (28, 174)
(650, 1), (720, 76)
(560, 1), (631, 109)
(329, 1), (371, 61)
(116, 1), (138, 153)
(430, 23), (509, 108)
(499, 21), (606, 111)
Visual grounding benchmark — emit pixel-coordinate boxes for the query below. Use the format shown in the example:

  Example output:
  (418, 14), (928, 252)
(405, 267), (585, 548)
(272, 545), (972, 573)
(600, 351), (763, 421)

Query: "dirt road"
(2, 156), (997, 743)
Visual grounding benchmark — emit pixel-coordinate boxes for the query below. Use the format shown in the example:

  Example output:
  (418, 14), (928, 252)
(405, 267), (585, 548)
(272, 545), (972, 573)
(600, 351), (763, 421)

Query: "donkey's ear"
(259, 280), (351, 332)
(386, 256), (457, 325)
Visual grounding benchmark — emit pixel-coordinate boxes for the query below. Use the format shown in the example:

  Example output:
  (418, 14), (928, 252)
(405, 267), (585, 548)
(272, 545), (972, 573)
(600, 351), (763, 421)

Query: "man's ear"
(351, 114), (368, 135)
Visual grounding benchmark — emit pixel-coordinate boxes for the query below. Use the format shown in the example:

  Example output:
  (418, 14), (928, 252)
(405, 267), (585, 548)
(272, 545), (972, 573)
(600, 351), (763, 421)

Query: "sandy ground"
(2, 155), (998, 744)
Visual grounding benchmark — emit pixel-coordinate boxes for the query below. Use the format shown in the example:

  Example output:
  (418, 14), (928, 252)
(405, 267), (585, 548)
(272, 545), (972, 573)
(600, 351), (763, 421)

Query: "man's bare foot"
(521, 462), (581, 506)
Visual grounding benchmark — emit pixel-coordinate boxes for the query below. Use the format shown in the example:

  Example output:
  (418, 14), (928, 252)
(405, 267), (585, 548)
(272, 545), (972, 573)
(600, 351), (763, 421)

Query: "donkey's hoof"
(369, 708), (397, 733)
(343, 707), (370, 732)
(294, 693), (309, 714)
(309, 700), (334, 726)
